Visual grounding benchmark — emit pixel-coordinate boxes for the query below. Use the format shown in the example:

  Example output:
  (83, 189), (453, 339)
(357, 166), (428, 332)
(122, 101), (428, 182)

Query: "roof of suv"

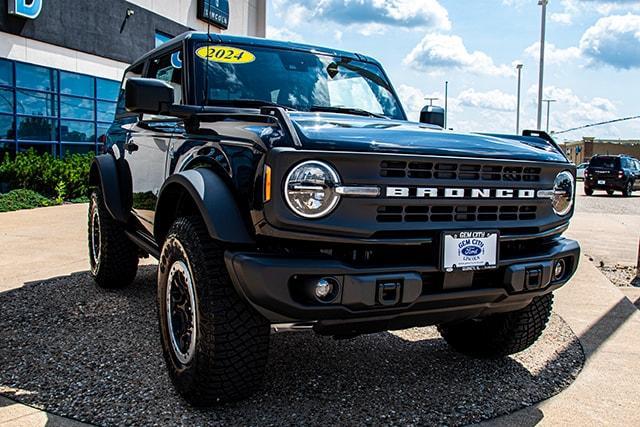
(133, 31), (381, 69)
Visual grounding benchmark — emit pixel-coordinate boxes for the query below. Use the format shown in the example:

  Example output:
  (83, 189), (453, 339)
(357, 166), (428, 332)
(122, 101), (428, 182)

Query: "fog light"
(553, 259), (566, 281)
(315, 278), (333, 298)
(308, 277), (340, 303)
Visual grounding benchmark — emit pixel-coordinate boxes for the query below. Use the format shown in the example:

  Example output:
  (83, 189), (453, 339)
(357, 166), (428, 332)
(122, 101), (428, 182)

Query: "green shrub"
(0, 149), (93, 200)
(0, 189), (55, 213)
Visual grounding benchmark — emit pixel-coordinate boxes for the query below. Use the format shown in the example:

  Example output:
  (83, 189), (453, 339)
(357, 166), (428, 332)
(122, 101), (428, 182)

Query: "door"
(126, 49), (184, 235)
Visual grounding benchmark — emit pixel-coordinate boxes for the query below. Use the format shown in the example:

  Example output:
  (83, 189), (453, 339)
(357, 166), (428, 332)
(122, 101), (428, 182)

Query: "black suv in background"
(584, 155), (640, 196)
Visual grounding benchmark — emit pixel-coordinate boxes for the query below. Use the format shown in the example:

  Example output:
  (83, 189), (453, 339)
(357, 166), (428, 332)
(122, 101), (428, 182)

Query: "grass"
(0, 189), (57, 213)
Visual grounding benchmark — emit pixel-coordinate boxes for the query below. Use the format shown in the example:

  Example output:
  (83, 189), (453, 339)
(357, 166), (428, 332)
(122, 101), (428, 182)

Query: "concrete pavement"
(0, 397), (86, 427)
(0, 204), (88, 293)
(484, 258), (640, 426)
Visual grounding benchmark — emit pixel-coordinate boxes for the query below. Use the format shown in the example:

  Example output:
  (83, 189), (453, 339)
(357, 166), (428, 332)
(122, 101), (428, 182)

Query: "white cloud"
(271, 0), (451, 34)
(550, 13), (573, 25)
(526, 85), (618, 132)
(579, 14), (640, 69)
(404, 34), (514, 77)
(457, 89), (517, 112)
(589, 1), (640, 15)
(524, 42), (582, 64)
(266, 26), (304, 43)
(505, 0), (640, 24)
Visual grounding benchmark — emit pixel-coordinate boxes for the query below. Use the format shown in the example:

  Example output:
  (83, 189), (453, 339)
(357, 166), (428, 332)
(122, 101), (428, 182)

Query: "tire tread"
(158, 216), (269, 406)
(88, 190), (138, 288)
(437, 293), (554, 358)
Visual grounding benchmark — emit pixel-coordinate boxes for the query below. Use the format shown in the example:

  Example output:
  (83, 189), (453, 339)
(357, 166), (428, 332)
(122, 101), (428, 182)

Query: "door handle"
(124, 141), (139, 153)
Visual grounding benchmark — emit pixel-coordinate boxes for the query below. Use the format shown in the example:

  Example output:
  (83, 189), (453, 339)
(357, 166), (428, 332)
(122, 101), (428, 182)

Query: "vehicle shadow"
(583, 193), (640, 198)
(0, 267), (583, 426)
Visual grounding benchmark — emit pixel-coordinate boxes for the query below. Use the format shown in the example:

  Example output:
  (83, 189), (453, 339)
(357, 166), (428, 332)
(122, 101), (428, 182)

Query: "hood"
(289, 112), (567, 163)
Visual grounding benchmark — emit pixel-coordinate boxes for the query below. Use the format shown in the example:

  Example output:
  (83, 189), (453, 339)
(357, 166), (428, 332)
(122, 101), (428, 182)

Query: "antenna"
(202, 0), (214, 110)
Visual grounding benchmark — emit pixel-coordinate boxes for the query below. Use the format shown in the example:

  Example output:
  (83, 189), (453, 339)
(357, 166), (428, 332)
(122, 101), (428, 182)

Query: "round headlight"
(552, 171), (575, 216)
(284, 161), (341, 218)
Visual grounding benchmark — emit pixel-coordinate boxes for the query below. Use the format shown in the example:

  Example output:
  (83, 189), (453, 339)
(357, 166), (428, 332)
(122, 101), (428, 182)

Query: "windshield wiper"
(309, 106), (387, 119)
(207, 99), (297, 111)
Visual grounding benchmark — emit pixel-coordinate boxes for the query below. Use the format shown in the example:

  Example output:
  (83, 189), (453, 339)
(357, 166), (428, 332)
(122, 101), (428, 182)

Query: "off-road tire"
(437, 293), (554, 359)
(88, 189), (138, 288)
(584, 186), (593, 196)
(622, 180), (634, 197)
(157, 216), (270, 406)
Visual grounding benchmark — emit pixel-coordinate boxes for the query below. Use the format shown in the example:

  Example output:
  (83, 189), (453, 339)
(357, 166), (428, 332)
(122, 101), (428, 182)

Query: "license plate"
(442, 231), (499, 272)
(598, 180), (605, 185)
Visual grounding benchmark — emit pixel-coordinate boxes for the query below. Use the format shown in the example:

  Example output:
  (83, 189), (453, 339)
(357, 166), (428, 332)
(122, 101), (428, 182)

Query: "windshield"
(589, 157), (620, 169)
(193, 44), (405, 120)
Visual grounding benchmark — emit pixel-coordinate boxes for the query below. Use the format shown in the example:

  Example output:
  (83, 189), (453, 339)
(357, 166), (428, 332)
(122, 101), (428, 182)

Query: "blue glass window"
(0, 60), (13, 86)
(97, 123), (111, 143)
(0, 88), (13, 113)
(97, 79), (120, 101)
(17, 117), (57, 141)
(16, 63), (57, 92)
(60, 120), (94, 142)
(97, 101), (116, 122)
(155, 32), (172, 48)
(60, 95), (94, 120)
(18, 142), (56, 156)
(0, 114), (14, 140)
(1, 59), (119, 156)
(16, 90), (58, 116)
(60, 71), (94, 97)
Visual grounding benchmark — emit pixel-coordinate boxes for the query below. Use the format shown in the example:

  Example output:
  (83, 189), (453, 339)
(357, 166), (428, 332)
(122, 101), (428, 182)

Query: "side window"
(115, 62), (144, 118)
(147, 50), (183, 105)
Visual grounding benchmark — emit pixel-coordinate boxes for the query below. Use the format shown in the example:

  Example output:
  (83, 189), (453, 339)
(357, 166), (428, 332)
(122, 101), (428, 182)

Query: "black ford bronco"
(88, 33), (580, 405)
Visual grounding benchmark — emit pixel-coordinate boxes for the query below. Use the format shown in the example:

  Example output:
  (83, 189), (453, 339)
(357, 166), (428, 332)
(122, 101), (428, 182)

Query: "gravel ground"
(0, 267), (584, 427)
(575, 182), (640, 215)
(597, 264), (640, 287)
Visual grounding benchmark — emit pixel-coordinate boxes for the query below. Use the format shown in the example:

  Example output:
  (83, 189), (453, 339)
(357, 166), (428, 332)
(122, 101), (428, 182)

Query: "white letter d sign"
(8, 0), (43, 19)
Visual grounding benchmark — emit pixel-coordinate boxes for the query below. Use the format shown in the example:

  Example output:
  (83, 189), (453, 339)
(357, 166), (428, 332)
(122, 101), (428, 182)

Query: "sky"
(266, 0), (640, 142)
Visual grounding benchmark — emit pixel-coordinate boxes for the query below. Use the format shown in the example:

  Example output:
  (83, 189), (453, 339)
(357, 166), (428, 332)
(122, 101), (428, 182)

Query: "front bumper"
(225, 237), (580, 334)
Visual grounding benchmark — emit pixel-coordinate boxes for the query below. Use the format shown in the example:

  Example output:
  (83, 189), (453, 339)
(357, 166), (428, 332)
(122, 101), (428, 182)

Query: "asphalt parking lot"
(574, 181), (640, 215)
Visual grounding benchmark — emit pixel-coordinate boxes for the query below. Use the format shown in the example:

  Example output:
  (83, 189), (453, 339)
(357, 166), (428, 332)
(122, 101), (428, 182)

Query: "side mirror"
(125, 78), (174, 115)
(420, 105), (445, 128)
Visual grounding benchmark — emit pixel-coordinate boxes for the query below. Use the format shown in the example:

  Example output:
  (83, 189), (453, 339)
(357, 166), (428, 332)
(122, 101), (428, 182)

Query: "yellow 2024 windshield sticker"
(195, 46), (256, 64)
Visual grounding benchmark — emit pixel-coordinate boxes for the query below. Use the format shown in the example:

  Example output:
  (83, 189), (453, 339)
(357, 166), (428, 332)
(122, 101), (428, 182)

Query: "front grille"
(380, 161), (542, 182)
(377, 204), (538, 223)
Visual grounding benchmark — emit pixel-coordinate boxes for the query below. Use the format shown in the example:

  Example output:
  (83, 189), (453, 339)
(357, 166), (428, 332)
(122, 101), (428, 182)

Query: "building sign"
(8, 0), (43, 19)
(197, 0), (229, 30)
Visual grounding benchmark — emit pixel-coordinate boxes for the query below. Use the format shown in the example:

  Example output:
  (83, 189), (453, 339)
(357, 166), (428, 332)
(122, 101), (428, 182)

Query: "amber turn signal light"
(264, 165), (272, 202)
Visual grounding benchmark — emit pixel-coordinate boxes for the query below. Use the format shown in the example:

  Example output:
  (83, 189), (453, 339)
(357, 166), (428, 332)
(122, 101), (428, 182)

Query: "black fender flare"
(89, 154), (130, 223)
(154, 169), (255, 245)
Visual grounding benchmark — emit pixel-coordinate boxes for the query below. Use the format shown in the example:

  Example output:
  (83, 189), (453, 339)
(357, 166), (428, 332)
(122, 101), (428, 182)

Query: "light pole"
(543, 99), (556, 132)
(444, 81), (448, 129)
(536, 0), (548, 130)
(516, 64), (523, 134)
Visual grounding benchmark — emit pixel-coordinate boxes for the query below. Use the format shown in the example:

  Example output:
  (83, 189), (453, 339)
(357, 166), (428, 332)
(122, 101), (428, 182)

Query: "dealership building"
(561, 137), (640, 164)
(0, 0), (266, 159)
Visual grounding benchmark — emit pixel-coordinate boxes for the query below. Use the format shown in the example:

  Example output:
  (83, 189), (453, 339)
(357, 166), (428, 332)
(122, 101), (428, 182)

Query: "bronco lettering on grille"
(385, 187), (540, 199)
